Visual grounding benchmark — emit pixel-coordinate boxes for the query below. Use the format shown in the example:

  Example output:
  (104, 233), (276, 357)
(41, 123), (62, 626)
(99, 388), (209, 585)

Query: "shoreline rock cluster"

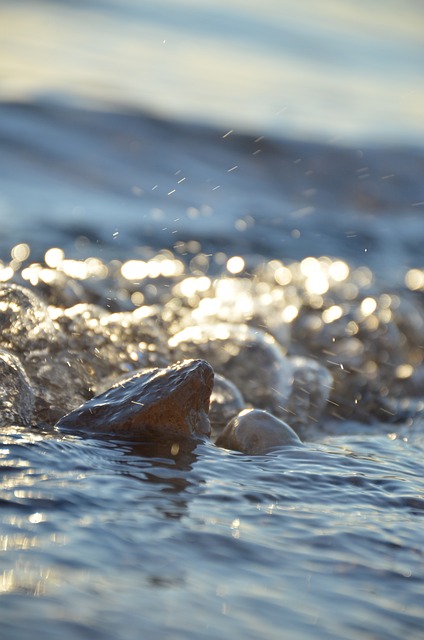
(1, 246), (423, 454)
(0, 282), (318, 454)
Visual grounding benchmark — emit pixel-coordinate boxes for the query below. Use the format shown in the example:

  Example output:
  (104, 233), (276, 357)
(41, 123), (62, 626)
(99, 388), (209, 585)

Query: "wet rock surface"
(216, 409), (302, 455)
(0, 349), (34, 427)
(0, 283), (60, 352)
(56, 359), (214, 440)
(0, 284), (171, 425)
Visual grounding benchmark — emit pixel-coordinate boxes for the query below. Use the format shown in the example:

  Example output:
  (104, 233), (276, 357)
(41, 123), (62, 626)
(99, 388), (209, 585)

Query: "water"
(1, 1), (424, 638)
(2, 430), (424, 640)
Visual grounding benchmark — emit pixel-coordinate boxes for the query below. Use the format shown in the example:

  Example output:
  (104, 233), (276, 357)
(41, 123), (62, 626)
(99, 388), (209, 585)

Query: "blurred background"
(1, 0), (423, 143)
(0, 0), (423, 273)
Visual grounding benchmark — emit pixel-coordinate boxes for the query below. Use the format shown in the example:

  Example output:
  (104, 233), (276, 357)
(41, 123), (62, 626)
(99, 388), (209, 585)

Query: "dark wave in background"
(1, 99), (423, 281)
(1, 0), (423, 276)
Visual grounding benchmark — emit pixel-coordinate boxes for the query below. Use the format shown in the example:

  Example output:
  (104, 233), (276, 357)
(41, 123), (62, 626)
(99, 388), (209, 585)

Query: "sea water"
(1, 1), (424, 639)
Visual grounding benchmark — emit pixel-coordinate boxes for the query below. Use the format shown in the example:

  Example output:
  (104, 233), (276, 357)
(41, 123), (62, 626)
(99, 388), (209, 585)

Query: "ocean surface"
(1, 1), (424, 639)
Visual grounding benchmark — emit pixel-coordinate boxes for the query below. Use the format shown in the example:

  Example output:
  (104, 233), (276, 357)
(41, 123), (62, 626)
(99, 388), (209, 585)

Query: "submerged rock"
(0, 349), (34, 426)
(215, 408), (302, 455)
(56, 359), (214, 440)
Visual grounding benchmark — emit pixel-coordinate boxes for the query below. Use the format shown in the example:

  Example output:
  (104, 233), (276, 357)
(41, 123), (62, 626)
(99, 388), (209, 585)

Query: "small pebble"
(215, 408), (302, 455)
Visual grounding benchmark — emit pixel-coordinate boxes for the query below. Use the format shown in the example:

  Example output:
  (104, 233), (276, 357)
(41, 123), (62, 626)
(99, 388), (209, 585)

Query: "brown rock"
(56, 359), (214, 440)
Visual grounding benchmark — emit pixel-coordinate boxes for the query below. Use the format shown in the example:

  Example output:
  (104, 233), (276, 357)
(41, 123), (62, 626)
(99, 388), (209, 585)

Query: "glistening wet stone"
(216, 408), (302, 455)
(0, 283), (61, 352)
(56, 359), (214, 440)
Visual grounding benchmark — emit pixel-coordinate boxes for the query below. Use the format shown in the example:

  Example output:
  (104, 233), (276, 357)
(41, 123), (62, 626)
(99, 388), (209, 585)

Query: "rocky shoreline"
(1, 250), (424, 454)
